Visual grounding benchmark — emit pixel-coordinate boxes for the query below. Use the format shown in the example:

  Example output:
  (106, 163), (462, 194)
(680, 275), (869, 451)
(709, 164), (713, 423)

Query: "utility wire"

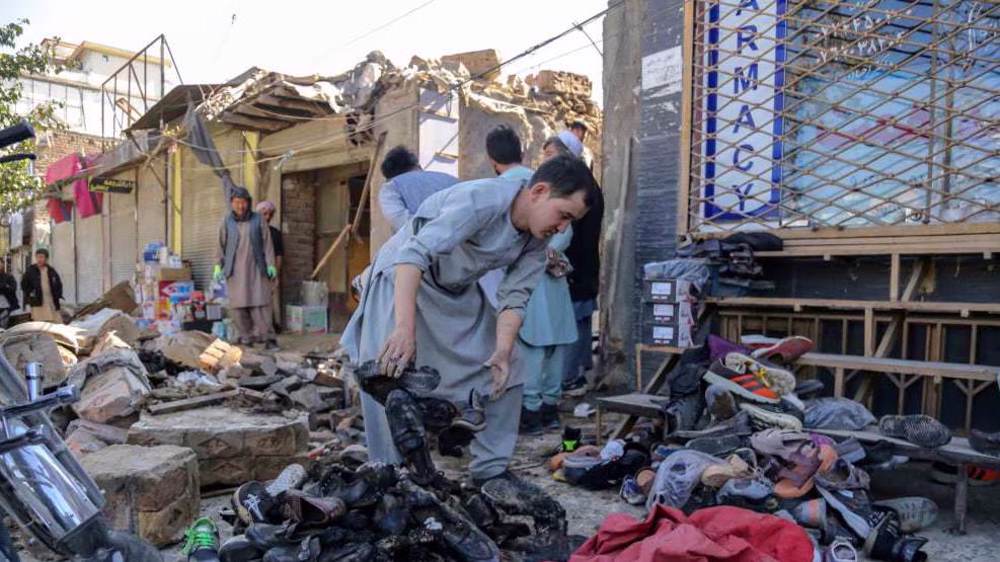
(168, 0), (625, 164)
(340, 0), (441, 49)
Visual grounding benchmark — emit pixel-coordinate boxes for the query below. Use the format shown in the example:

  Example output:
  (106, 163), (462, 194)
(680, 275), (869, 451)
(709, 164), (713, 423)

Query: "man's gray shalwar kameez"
(340, 177), (547, 480)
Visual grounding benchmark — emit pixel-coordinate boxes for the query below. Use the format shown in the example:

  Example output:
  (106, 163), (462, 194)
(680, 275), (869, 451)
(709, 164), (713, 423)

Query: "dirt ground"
(14, 405), (1000, 561)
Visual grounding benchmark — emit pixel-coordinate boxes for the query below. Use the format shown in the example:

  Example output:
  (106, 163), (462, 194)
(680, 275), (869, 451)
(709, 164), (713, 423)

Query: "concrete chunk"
(80, 444), (199, 546)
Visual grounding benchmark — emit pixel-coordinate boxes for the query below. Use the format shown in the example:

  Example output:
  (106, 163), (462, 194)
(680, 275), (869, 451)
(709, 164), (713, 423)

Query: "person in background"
(21, 248), (62, 324)
(257, 200), (283, 333)
(506, 129), (578, 435)
(378, 145), (458, 233)
(214, 187), (277, 349)
(569, 120), (594, 169)
(561, 135), (604, 396)
(0, 261), (19, 328)
(256, 201), (283, 276)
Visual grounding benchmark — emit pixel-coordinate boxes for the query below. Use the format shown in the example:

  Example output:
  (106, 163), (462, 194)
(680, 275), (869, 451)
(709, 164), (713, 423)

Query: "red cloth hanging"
(44, 153), (102, 218)
(46, 197), (73, 223)
(570, 505), (814, 562)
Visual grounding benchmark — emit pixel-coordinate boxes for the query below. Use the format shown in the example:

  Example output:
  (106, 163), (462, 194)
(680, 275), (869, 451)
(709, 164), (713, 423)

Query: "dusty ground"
(14, 407), (1000, 561)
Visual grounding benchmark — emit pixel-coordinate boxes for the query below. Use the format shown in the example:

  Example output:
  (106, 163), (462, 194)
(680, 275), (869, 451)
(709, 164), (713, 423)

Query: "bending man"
(341, 155), (597, 485)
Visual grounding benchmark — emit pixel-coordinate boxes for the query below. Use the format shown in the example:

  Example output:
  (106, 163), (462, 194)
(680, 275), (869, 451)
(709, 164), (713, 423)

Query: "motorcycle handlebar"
(0, 120), (35, 151)
(0, 385), (79, 420)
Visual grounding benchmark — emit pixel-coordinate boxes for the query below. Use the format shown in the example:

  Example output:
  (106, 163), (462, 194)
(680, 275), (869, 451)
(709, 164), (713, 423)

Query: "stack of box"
(642, 276), (699, 348)
(136, 242), (218, 335)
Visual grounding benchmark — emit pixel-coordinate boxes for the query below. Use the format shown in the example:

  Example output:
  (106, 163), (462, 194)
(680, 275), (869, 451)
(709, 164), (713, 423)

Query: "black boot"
(540, 403), (561, 430)
(520, 407), (543, 436)
(385, 389), (438, 485)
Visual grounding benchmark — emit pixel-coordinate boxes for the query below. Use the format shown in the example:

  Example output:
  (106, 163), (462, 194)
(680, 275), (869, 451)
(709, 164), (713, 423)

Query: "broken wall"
(457, 91), (555, 181)
(370, 80), (420, 258)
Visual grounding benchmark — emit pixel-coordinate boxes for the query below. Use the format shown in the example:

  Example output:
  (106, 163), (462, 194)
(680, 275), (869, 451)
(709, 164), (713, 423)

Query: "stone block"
(442, 49), (501, 80)
(128, 407), (309, 488)
(70, 350), (152, 424)
(80, 444), (199, 547)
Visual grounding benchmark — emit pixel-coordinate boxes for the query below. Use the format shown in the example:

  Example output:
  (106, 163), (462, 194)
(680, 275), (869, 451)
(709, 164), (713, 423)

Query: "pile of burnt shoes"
(209, 362), (578, 561)
(218, 459), (575, 562)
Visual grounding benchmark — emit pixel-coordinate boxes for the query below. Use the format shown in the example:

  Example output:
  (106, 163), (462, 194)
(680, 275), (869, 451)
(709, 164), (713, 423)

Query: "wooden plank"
(796, 352), (1000, 380)
(809, 428), (1000, 466)
(310, 224), (352, 280)
(693, 222), (1000, 242)
(350, 131), (388, 237)
(257, 115), (353, 156)
(705, 297), (1000, 315)
(256, 93), (328, 114)
(220, 112), (288, 132)
(775, 233), (1000, 248)
(756, 243), (1000, 258)
(148, 390), (239, 415)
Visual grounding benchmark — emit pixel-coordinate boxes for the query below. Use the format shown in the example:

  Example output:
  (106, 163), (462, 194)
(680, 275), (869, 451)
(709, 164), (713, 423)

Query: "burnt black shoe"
(540, 403), (561, 430)
(438, 426), (474, 457)
(219, 535), (262, 562)
(356, 361), (441, 404)
(376, 492), (409, 536)
(400, 477), (500, 561)
(233, 482), (279, 525)
(686, 434), (744, 457)
(262, 545), (297, 562)
(520, 407), (544, 436)
(245, 524), (296, 551)
(385, 389), (437, 486)
(319, 542), (375, 562)
(479, 471), (567, 532)
(878, 415), (952, 448)
(452, 389), (487, 432)
(891, 536), (929, 562)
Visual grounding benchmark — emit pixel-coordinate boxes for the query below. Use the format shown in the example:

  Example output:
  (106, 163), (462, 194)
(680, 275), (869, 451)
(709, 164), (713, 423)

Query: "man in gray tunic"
(341, 155), (598, 485)
(377, 145), (458, 233)
(215, 187), (277, 349)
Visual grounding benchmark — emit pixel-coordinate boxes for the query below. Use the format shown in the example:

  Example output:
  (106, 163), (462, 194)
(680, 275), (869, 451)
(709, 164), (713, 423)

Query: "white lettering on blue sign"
(702, 0), (786, 221)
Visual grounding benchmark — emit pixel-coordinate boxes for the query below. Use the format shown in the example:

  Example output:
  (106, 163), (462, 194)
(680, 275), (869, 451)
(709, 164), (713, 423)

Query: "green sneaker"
(181, 517), (220, 561)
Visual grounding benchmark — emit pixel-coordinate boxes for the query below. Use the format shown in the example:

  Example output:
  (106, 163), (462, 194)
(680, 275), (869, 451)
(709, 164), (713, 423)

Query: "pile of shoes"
(554, 334), (946, 561)
(206, 460), (576, 562)
(185, 361), (577, 562)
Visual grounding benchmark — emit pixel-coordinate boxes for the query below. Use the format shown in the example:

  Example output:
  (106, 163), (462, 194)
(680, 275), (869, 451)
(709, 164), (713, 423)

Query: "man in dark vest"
(214, 187), (277, 349)
(22, 248), (62, 324)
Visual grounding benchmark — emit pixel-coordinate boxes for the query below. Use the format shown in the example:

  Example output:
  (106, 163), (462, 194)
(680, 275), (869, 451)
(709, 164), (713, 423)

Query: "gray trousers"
(230, 305), (275, 344)
(360, 384), (523, 481)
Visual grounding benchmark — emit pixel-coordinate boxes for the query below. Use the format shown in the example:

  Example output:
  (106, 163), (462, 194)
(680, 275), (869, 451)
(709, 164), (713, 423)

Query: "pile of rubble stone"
(0, 293), (352, 549)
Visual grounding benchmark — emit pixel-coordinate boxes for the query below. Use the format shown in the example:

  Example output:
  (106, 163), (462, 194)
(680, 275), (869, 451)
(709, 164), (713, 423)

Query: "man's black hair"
(485, 125), (522, 165)
(35, 248), (49, 258)
(380, 146), (419, 180)
(570, 120), (588, 132)
(529, 155), (599, 207)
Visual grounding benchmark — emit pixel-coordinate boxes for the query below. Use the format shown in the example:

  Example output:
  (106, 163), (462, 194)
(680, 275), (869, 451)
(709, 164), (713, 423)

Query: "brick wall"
(35, 129), (106, 177)
(280, 171), (317, 306)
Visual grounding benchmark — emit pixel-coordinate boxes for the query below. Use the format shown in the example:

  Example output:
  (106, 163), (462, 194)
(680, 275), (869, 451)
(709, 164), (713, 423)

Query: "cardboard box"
(286, 305), (328, 334)
(206, 303), (223, 321)
(643, 278), (697, 303)
(644, 299), (697, 348)
(646, 302), (679, 323)
(144, 264), (192, 282)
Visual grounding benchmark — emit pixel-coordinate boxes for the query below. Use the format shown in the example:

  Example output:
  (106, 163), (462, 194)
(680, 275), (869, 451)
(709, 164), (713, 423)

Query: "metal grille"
(687, 0), (999, 232)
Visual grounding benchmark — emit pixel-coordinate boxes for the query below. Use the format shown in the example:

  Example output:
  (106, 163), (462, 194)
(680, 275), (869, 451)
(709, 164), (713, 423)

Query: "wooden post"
(955, 463), (968, 535)
(310, 224), (351, 280)
(834, 367), (845, 397)
(864, 307), (875, 356)
(350, 132), (388, 238)
(890, 253), (900, 301)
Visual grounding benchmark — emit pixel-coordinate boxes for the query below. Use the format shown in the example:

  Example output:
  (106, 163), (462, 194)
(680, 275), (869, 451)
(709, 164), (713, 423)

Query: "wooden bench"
(810, 428), (1000, 534)
(595, 393), (664, 445)
(795, 353), (1000, 431)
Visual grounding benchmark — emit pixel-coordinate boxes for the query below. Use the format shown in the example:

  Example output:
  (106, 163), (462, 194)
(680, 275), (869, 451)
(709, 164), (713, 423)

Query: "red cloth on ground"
(571, 505), (814, 562)
(44, 153), (101, 218)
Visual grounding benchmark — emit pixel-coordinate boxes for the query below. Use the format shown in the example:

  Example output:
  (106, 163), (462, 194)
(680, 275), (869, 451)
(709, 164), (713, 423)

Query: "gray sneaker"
(878, 415), (951, 448)
(872, 497), (938, 533)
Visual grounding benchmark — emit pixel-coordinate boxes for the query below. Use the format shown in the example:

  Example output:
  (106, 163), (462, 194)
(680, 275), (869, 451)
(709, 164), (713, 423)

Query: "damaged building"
(42, 48), (602, 331)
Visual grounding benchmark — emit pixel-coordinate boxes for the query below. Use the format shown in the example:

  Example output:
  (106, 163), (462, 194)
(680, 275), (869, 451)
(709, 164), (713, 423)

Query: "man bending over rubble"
(340, 154), (598, 486)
